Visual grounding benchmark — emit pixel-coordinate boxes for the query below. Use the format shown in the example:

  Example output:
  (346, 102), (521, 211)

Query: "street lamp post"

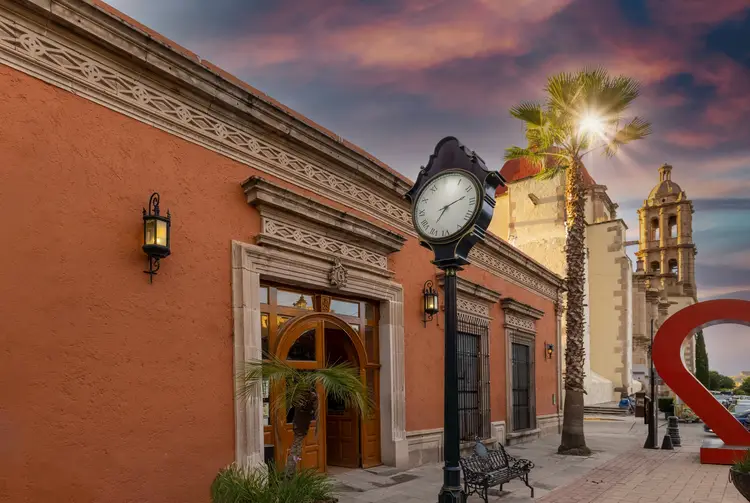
(645, 318), (659, 449)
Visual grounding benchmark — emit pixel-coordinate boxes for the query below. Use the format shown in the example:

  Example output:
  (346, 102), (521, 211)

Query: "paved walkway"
(333, 418), (745, 502)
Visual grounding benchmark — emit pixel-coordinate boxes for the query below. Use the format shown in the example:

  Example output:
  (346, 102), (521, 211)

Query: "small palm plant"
(211, 463), (336, 503)
(731, 451), (750, 501)
(240, 354), (370, 476)
(506, 67), (651, 455)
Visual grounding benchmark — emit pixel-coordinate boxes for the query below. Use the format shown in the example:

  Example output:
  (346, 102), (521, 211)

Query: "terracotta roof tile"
(495, 156), (596, 196)
(86, 0), (411, 185)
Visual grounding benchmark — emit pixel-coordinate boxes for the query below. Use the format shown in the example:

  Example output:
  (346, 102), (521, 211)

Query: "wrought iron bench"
(458, 439), (534, 502)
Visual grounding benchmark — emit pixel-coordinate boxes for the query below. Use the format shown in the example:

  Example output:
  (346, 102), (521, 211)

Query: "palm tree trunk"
(284, 390), (318, 476)
(558, 157), (591, 455)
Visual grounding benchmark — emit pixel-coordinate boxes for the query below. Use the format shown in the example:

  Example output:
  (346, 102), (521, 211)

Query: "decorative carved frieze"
(505, 313), (536, 333)
(469, 246), (558, 300)
(437, 274), (499, 320)
(457, 298), (490, 318)
(0, 11), (413, 235)
(501, 297), (544, 335)
(0, 3), (566, 303)
(263, 218), (388, 270)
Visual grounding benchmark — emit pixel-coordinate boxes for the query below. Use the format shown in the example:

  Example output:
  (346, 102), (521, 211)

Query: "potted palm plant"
(240, 354), (371, 476)
(730, 451), (750, 501)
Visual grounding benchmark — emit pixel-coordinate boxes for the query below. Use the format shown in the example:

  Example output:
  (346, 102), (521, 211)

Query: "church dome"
(648, 164), (682, 200)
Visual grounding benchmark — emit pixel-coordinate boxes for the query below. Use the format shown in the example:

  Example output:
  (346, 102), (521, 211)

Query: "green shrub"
(734, 451), (750, 474)
(211, 463), (337, 503)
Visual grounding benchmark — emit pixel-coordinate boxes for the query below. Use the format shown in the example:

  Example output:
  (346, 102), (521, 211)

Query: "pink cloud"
(192, 0), (575, 72)
(663, 130), (721, 148)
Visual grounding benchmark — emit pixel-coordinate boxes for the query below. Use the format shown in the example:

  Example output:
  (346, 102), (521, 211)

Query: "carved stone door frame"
(231, 241), (408, 468)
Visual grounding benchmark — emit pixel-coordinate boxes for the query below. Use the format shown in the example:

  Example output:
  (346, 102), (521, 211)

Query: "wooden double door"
(270, 313), (381, 471)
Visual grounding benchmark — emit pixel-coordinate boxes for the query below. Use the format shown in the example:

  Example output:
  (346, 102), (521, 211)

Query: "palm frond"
(535, 163), (567, 181)
(603, 116), (652, 157)
(545, 71), (580, 113)
(313, 363), (371, 415)
(509, 101), (544, 126)
(237, 353), (300, 399)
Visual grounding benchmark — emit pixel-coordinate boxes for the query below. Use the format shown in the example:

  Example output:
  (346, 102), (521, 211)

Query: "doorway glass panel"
(287, 328), (316, 361)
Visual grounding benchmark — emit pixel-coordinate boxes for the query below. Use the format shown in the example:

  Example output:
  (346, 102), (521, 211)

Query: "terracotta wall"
(0, 63), (559, 502)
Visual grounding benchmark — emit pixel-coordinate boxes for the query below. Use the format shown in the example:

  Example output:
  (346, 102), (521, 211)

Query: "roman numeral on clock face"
(418, 209), (425, 217)
(464, 210), (473, 220)
(469, 196), (476, 204)
(421, 219), (429, 228)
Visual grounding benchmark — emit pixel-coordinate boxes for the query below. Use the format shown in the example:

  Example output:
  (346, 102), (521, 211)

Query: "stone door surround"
(232, 177), (408, 468)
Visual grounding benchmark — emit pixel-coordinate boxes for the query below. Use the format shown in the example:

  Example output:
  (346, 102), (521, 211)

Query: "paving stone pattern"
(333, 419), (745, 503)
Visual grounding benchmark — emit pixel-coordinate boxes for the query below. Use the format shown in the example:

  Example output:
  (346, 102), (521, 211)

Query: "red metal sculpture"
(652, 299), (750, 464)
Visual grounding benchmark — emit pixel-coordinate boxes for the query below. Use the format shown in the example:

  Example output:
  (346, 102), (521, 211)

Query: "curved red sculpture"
(652, 299), (750, 464)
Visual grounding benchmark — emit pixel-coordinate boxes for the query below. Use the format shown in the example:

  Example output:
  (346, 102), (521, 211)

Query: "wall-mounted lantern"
(142, 192), (171, 283)
(423, 280), (439, 327)
(545, 342), (555, 360)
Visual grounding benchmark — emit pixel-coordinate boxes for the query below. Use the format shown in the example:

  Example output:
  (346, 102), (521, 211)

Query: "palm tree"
(240, 355), (370, 476)
(505, 67), (651, 454)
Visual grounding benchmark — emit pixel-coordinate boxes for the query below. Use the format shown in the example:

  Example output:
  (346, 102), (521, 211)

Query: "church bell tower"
(636, 163), (697, 297)
(634, 163), (698, 375)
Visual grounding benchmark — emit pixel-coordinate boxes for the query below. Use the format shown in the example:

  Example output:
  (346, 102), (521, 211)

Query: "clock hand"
(442, 196), (465, 209)
(435, 196), (466, 223)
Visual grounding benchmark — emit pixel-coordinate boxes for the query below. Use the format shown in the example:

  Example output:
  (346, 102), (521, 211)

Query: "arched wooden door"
(273, 313), (380, 471)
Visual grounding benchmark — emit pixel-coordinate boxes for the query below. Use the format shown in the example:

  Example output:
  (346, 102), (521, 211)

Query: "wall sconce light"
(142, 192), (171, 283)
(423, 280), (439, 327)
(545, 343), (555, 360)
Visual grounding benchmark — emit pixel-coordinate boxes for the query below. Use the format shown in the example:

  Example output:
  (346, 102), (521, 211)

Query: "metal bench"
(459, 439), (534, 502)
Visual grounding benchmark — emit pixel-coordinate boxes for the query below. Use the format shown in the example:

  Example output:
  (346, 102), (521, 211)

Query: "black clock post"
(406, 137), (505, 503)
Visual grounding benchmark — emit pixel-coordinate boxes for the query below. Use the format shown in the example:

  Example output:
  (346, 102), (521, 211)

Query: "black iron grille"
(457, 313), (491, 441)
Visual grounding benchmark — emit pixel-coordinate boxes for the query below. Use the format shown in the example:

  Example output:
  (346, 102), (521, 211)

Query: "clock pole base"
(437, 486), (466, 503)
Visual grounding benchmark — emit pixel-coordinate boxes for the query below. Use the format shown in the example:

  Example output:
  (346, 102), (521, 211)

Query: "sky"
(107, 0), (750, 375)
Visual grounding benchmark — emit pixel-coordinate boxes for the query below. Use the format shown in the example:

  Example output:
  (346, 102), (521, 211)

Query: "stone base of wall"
(406, 422), (508, 468)
(405, 417), (560, 466)
(507, 413), (561, 445)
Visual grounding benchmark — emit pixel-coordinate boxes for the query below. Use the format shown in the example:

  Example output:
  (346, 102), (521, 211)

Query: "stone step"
(583, 406), (629, 416)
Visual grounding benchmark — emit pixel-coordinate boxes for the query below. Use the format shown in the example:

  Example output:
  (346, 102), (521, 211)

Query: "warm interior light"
(425, 293), (438, 314)
(145, 219), (157, 246)
(156, 220), (168, 246)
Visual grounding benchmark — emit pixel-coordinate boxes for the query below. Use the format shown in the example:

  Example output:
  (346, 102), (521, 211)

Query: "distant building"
(632, 164), (698, 388)
(489, 161), (699, 405)
(489, 158), (633, 405)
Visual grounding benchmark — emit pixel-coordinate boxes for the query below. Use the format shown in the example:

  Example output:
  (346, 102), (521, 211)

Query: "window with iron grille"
(511, 331), (536, 432)
(457, 313), (491, 440)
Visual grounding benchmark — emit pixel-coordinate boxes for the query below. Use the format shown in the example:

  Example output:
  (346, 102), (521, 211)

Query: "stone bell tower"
(633, 164), (698, 375)
(636, 164), (697, 295)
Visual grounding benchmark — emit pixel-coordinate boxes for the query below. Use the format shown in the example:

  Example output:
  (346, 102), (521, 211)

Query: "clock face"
(412, 170), (482, 242)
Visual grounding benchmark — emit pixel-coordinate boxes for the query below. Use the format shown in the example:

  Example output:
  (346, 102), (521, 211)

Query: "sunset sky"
(108, 0), (750, 375)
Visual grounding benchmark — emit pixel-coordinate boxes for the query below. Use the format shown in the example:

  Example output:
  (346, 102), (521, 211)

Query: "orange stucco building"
(0, 1), (565, 501)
